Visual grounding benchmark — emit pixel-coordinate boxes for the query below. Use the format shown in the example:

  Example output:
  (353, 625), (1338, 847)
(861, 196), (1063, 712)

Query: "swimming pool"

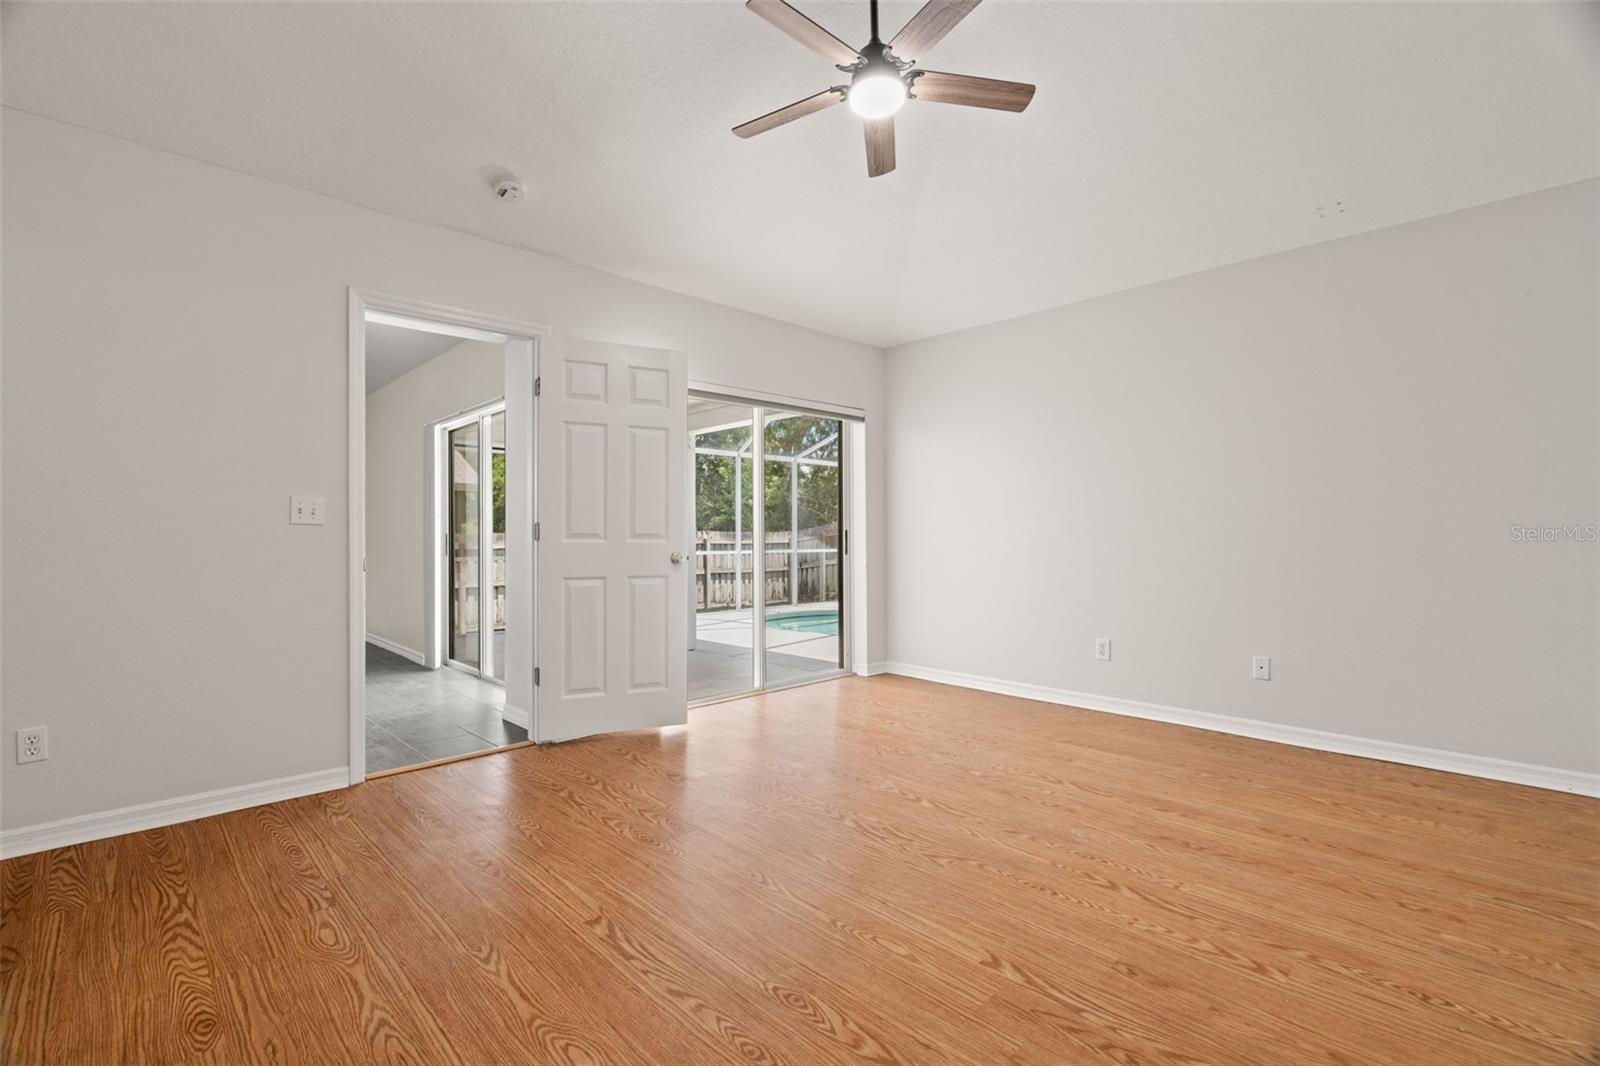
(767, 610), (840, 636)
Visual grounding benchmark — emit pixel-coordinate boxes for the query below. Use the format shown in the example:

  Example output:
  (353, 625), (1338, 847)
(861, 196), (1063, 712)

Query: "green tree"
(692, 416), (840, 538)
(492, 451), (506, 532)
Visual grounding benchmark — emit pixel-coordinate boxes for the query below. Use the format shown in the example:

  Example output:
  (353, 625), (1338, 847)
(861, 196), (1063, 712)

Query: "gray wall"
(884, 180), (1599, 776)
(0, 111), (886, 831)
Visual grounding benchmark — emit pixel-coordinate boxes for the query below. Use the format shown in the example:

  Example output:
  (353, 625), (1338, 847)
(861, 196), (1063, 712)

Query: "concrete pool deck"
(689, 604), (843, 701)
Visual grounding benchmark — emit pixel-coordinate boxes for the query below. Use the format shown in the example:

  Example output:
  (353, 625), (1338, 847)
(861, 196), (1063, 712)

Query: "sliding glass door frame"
(687, 390), (854, 706)
(431, 398), (506, 684)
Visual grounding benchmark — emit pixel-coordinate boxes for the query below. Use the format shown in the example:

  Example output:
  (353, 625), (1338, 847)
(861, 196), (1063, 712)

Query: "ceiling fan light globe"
(848, 74), (907, 119)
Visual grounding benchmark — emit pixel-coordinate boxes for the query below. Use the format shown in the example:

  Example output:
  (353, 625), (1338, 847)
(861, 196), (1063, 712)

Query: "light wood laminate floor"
(3, 675), (1596, 1064)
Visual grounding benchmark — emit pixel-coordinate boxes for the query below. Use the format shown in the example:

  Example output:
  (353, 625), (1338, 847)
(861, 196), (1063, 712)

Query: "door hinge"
(534, 667), (541, 686)
(534, 376), (541, 397)
(842, 529), (848, 556)
(533, 521), (541, 542)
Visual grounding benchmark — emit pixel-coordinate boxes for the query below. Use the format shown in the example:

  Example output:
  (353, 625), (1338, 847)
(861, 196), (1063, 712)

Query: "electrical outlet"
(1095, 638), (1112, 662)
(16, 727), (48, 764)
(289, 496), (325, 525)
(1253, 656), (1272, 681)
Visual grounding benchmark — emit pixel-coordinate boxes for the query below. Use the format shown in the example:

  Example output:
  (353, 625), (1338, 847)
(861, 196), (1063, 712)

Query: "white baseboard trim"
(365, 633), (425, 665)
(502, 703), (531, 729)
(881, 662), (1599, 798)
(856, 661), (890, 677)
(0, 767), (350, 859)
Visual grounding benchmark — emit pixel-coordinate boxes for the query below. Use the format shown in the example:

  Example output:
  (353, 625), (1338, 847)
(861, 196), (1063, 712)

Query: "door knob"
(670, 551), (685, 565)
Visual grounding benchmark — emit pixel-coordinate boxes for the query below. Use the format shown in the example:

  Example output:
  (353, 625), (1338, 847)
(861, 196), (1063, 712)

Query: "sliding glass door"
(688, 394), (849, 703)
(444, 404), (506, 683)
(762, 409), (843, 685)
(448, 421), (482, 672)
(688, 400), (757, 701)
(489, 411), (506, 682)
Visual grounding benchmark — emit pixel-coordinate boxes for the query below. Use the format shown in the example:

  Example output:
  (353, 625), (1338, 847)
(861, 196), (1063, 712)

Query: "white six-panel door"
(536, 339), (688, 742)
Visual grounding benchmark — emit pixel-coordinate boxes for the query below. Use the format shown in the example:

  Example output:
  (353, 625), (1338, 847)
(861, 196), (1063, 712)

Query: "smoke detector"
(492, 176), (525, 201)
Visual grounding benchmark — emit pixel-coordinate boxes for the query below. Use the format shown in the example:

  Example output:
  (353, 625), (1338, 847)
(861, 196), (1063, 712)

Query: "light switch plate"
(290, 496), (325, 525)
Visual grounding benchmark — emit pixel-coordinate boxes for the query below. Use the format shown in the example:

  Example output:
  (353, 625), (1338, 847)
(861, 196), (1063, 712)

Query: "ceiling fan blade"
(888, 0), (981, 63)
(912, 70), (1035, 112)
(745, 0), (861, 67)
(733, 88), (846, 139)
(864, 117), (896, 178)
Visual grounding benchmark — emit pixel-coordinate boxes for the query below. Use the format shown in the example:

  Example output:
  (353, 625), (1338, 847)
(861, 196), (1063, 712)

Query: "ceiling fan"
(733, 0), (1035, 178)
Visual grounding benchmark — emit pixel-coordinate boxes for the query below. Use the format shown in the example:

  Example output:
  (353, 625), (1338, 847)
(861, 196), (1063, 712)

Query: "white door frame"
(348, 288), (549, 784)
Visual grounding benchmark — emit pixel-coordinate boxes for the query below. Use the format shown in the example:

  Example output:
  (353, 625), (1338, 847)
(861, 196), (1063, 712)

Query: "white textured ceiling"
(4, 2), (1596, 347)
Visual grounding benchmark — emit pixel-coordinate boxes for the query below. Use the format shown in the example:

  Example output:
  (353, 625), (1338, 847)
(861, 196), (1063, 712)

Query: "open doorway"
(360, 309), (530, 775)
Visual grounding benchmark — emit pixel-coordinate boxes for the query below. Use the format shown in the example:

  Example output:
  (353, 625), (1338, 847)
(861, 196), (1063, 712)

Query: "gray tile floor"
(687, 639), (843, 702)
(364, 643), (527, 773)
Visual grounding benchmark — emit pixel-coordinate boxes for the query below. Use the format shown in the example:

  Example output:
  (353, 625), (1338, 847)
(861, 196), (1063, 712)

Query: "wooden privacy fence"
(696, 525), (839, 610)
(451, 532), (507, 633)
(452, 530), (832, 619)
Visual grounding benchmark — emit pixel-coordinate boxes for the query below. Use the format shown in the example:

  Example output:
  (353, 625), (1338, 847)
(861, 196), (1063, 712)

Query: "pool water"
(767, 610), (840, 636)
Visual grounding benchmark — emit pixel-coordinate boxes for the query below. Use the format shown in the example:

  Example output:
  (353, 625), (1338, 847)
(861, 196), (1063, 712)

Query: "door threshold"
(688, 669), (850, 709)
(365, 740), (533, 780)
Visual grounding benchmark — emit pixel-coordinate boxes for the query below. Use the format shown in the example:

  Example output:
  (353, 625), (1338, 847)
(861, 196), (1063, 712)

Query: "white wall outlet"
(16, 727), (48, 764)
(1095, 638), (1112, 662)
(290, 496), (325, 525)
(1253, 656), (1272, 681)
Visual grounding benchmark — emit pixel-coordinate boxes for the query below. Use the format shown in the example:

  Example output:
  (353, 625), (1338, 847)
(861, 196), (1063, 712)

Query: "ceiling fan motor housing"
(849, 40), (907, 78)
